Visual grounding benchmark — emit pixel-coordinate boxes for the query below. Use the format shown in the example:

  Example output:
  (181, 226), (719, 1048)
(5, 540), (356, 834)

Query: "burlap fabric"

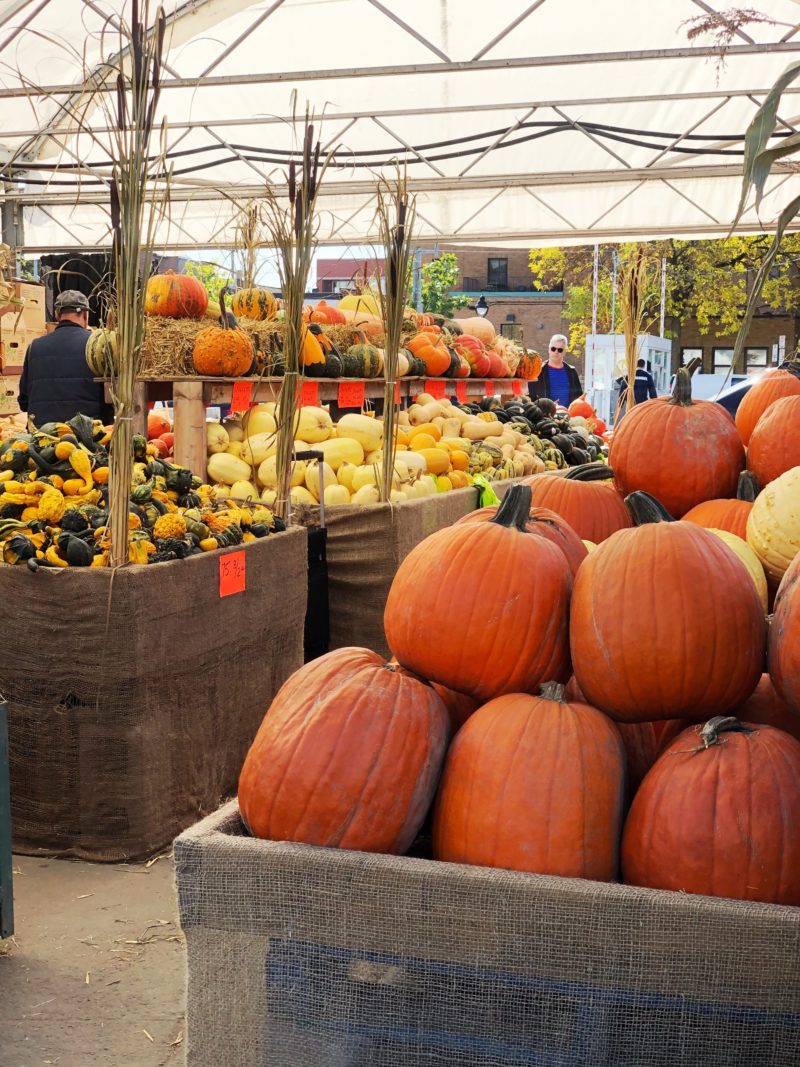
(295, 488), (478, 656)
(176, 801), (800, 1067)
(2, 528), (307, 861)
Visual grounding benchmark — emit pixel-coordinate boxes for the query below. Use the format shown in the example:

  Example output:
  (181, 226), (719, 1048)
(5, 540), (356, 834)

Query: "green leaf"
(736, 59), (800, 221)
(731, 192), (800, 381)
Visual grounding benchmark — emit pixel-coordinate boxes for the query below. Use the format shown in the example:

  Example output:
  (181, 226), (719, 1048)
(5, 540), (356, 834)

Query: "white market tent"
(1, 0), (799, 253)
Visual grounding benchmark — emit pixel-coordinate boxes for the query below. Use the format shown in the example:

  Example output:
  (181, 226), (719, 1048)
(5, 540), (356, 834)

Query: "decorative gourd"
(230, 287), (277, 321)
(301, 326), (327, 373)
(570, 520), (766, 722)
(610, 369), (744, 517)
(432, 684), (625, 879)
(681, 470), (759, 539)
(242, 405), (276, 438)
(516, 351), (542, 381)
(735, 360), (800, 444)
(622, 716), (800, 904)
(85, 329), (118, 376)
(207, 451), (252, 486)
(406, 333), (450, 377)
(568, 395), (594, 418)
(747, 395), (800, 486)
(338, 291), (381, 316)
(316, 437), (365, 470)
(523, 465), (632, 543)
(192, 289), (254, 377)
(238, 648), (449, 852)
(734, 673), (800, 742)
(341, 349), (364, 377)
(325, 353), (342, 378)
(769, 552), (800, 715)
(144, 270), (208, 319)
(293, 406), (333, 443)
(456, 503), (587, 580)
(746, 466), (800, 583)
(337, 413), (383, 452)
(309, 299), (346, 325)
(385, 485), (572, 701)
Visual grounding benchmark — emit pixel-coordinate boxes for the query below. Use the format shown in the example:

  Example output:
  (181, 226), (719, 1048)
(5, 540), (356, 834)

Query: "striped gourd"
(85, 329), (118, 376)
(231, 288), (277, 321)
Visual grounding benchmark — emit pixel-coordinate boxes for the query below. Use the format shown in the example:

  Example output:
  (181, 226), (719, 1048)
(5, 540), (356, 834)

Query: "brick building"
(672, 310), (796, 377)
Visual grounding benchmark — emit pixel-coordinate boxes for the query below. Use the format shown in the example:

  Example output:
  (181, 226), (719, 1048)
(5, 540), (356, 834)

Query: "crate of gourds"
(0, 414), (284, 569)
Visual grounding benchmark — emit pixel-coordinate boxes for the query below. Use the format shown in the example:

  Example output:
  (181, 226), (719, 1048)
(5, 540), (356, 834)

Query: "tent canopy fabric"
(1, 0), (799, 252)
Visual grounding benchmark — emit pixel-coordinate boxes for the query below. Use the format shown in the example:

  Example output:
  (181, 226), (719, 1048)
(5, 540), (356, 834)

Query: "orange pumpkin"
(523, 466), (632, 543)
(406, 333), (451, 377)
(610, 369), (745, 517)
(570, 521), (766, 723)
(385, 485), (572, 701)
(432, 686), (625, 879)
(144, 269), (208, 319)
(682, 470), (759, 539)
(733, 673), (800, 743)
(769, 552), (800, 715)
(455, 503), (587, 580)
(238, 647), (450, 853)
(568, 395), (595, 418)
(735, 361), (800, 444)
(309, 299), (346, 326)
(192, 289), (254, 377)
(516, 351), (542, 381)
(622, 716), (800, 904)
(431, 683), (479, 735)
(747, 395), (800, 486)
(147, 411), (171, 440)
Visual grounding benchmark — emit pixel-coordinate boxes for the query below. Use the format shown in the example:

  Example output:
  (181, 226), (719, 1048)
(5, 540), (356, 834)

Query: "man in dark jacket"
(18, 290), (113, 427)
(528, 333), (583, 407)
(616, 358), (658, 407)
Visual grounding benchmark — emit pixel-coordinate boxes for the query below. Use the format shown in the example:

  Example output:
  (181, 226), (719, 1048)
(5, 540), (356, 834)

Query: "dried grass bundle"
(616, 247), (660, 419)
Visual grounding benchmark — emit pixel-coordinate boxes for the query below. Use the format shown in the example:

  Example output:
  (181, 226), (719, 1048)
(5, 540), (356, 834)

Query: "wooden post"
(132, 380), (148, 438)
(173, 380), (207, 478)
(0, 698), (13, 939)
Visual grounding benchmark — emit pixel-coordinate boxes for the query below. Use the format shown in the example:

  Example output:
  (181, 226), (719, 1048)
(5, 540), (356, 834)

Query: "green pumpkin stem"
(670, 366), (696, 406)
(700, 716), (754, 749)
(625, 491), (675, 525)
(737, 470), (760, 502)
(490, 483), (532, 532)
(219, 286), (229, 331)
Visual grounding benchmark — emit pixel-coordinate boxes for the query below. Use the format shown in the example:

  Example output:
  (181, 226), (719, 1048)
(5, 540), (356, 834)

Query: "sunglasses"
(550, 346), (564, 353)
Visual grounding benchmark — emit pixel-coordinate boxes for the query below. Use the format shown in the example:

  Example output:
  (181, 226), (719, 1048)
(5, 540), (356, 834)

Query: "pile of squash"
(238, 475), (800, 908)
(0, 413), (283, 568)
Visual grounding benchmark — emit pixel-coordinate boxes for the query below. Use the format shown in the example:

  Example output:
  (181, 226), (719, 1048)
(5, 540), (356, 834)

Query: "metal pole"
(591, 244), (599, 337)
(610, 249), (618, 334)
(659, 255), (667, 339)
(412, 248), (423, 312)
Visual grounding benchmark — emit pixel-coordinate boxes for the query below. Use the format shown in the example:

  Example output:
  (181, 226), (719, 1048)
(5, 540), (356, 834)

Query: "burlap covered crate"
(295, 487), (478, 656)
(176, 801), (800, 1067)
(2, 528), (307, 861)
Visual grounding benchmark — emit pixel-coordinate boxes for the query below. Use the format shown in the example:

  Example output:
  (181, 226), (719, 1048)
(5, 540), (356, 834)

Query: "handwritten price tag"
(512, 380), (523, 396)
(219, 550), (246, 598)
(301, 380), (319, 407)
(484, 380), (495, 397)
(230, 380), (252, 413)
(426, 379), (446, 399)
(455, 380), (467, 402)
(338, 380), (366, 408)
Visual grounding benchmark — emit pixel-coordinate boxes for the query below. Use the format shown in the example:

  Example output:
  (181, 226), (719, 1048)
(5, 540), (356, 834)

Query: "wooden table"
(104, 376), (528, 478)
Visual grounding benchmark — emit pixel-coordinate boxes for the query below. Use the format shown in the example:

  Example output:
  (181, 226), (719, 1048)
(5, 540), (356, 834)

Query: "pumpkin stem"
(219, 286), (230, 331)
(490, 484), (532, 532)
(563, 464), (615, 483)
(783, 356), (800, 380)
(670, 367), (695, 406)
(737, 470), (760, 502)
(540, 681), (566, 702)
(624, 491), (675, 525)
(699, 715), (755, 749)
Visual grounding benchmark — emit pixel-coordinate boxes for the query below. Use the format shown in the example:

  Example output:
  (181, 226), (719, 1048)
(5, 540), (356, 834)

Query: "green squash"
(85, 329), (118, 377)
(345, 343), (382, 378)
(325, 353), (343, 378)
(341, 350), (364, 377)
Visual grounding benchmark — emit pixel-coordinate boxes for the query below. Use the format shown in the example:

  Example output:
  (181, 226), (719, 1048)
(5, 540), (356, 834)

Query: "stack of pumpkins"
(239, 365), (800, 907)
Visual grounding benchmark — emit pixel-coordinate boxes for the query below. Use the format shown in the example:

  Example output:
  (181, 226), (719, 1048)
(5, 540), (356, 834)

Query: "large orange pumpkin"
(385, 485), (572, 702)
(622, 716), (800, 904)
(432, 686), (625, 879)
(735, 361), (800, 445)
(431, 682), (479, 735)
(144, 269), (208, 319)
(192, 289), (254, 377)
(238, 647), (449, 853)
(747, 395), (800, 486)
(570, 521), (766, 722)
(769, 552), (800, 715)
(733, 673), (800, 742)
(455, 503), (587, 580)
(406, 333), (450, 377)
(610, 368), (745, 517)
(681, 470), (759, 539)
(523, 466), (632, 543)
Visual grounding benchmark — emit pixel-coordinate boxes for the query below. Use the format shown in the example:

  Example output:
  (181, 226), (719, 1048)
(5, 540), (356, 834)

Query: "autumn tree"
(420, 253), (469, 317)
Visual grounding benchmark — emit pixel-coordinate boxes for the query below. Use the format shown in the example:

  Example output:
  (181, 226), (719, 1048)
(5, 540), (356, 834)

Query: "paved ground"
(0, 853), (186, 1067)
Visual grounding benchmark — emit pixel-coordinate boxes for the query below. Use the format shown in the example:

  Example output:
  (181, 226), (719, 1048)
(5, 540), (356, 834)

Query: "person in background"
(18, 290), (113, 427)
(528, 333), (583, 407)
(616, 358), (658, 408)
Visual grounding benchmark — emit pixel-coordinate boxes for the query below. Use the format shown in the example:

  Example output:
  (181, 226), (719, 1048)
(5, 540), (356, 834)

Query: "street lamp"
(475, 295), (489, 317)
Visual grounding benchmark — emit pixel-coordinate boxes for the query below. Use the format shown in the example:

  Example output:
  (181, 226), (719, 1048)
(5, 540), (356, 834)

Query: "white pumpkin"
(229, 480), (260, 501)
(289, 485), (317, 507)
(317, 437), (364, 470)
(260, 488), (277, 507)
(304, 460), (337, 501)
(351, 484), (381, 505)
(206, 422), (230, 454)
(257, 454), (307, 489)
(746, 466), (800, 583)
(240, 431), (278, 467)
(294, 405), (333, 443)
(337, 462), (358, 491)
(323, 483), (351, 506)
(351, 464), (379, 492)
(337, 412), (383, 452)
(242, 405), (276, 438)
(207, 451), (251, 486)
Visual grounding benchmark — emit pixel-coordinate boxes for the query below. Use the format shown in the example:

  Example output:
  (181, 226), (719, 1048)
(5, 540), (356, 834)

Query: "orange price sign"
(301, 380), (319, 407)
(455, 380), (467, 402)
(394, 382), (401, 405)
(219, 549), (246, 598)
(426, 379), (446, 400)
(338, 380), (366, 408)
(230, 380), (252, 414)
(484, 380), (495, 397)
(512, 380), (523, 396)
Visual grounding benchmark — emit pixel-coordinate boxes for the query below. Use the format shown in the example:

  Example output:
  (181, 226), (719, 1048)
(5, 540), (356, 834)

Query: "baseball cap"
(54, 290), (90, 312)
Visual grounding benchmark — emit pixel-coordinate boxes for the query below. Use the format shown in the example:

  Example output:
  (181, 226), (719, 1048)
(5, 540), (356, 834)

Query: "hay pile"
(139, 316), (288, 376)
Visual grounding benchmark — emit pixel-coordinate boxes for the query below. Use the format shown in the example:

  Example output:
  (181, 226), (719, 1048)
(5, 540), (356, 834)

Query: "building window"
(500, 323), (523, 342)
(712, 347), (734, 373)
(746, 347), (768, 369)
(680, 346), (703, 368)
(487, 257), (508, 289)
